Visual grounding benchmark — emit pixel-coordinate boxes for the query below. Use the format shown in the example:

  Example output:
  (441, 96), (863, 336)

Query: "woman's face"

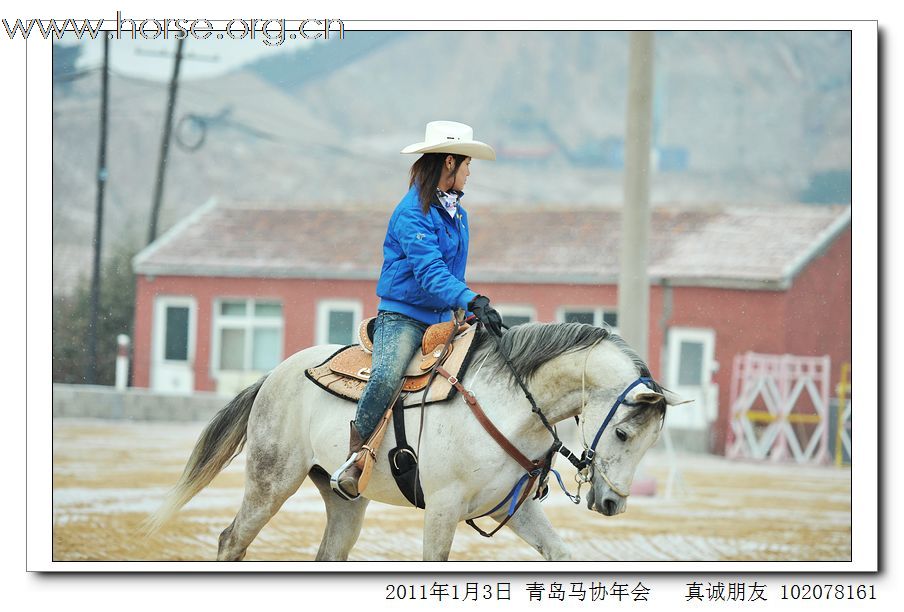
(446, 156), (471, 192)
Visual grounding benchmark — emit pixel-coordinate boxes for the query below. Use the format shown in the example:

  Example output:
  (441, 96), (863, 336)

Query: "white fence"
(726, 352), (831, 464)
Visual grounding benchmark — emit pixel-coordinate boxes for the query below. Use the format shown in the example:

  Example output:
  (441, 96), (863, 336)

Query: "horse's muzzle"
(586, 483), (627, 516)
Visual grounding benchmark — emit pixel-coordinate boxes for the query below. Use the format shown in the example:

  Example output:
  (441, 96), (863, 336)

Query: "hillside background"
(52, 30), (851, 296)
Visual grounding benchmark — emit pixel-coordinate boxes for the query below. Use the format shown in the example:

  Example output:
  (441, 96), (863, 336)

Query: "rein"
(484, 327), (649, 475)
(435, 364), (550, 537)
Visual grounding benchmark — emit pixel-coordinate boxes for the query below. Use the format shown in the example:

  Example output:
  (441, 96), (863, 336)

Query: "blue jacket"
(376, 185), (477, 324)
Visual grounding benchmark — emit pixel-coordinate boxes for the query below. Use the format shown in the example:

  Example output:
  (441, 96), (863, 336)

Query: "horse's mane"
(473, 321), (667, 421)
(473, 321), (655, 386)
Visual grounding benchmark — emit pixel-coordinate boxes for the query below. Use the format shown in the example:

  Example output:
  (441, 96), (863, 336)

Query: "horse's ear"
(632, 385), (664, 404)
(662, 388), (693, 406)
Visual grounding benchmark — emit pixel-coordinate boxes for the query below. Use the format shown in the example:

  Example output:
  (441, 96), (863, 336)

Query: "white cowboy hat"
(400, 120), (496, 160)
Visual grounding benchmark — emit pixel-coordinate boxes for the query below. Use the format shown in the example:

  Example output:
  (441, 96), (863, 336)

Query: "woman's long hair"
(409, 153), (468, 214)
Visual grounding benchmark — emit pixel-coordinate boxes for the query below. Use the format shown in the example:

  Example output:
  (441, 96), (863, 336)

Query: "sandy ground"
(52, 418), (851, 562)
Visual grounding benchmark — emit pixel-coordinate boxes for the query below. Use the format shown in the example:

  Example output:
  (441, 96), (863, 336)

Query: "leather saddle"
(305, 318), (479, 407)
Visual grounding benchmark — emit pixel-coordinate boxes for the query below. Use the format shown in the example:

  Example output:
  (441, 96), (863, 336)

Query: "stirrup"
(329, 455), (360, 501)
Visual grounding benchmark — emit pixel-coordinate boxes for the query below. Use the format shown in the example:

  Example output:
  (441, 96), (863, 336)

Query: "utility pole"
(617, 32), (655, 360)
(147, 37), (184, 245)
(86, 35), (110, 384)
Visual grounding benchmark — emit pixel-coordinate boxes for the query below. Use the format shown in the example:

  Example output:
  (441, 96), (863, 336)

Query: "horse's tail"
(142, 376), (268, 535)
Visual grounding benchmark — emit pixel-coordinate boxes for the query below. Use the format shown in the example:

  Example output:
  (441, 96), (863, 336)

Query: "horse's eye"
(615, 428), (628, 442)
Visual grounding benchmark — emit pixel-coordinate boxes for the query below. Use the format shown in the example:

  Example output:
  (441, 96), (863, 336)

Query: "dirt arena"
(52, 418), (851, 562)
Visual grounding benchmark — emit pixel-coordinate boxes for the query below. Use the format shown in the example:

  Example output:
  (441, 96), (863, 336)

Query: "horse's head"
(579, 340), (690, 516)
(473, 322), (691, 517)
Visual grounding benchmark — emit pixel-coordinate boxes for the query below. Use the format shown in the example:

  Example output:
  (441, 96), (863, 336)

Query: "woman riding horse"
(331, 121), (505, 499)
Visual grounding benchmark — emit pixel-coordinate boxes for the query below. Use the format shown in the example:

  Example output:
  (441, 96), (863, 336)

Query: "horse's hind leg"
(308, 466), (370, 560)
(217, 441), (309, 561)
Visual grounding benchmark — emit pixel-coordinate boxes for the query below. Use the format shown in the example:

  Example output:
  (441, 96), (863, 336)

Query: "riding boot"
(335, 421), (367, 499)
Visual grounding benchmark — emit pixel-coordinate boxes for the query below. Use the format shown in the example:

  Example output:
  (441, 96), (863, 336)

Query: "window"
(496, 305), (536, 328)
(164, 306), (190, 361)
(677, 340), (705, 386)
(558, 307), (619, 331)
(562, 310), (594, 326)
(213, 299), (283, 373)
(317, 300), (363, 345)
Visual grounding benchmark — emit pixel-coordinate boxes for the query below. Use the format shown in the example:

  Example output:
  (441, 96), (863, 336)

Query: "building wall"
(783, 226), (853, 374)
(662, 285), (787, 454)
(653, 227), (852, 454)
(134, 271), (782, 452)
(469, 281), (620, 323)
(133, 275), (380, 392)
(132, 229), (851, 455)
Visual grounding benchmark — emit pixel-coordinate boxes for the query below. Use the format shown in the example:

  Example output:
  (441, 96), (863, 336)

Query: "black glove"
(468, 295), (504, 337)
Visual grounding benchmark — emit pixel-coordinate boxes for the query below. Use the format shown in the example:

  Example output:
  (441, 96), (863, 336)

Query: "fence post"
(836, 362), (851, 467)
(115, 334), (131, 391)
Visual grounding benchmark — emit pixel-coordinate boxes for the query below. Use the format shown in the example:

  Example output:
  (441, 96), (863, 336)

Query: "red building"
(131, 200), (851, 454)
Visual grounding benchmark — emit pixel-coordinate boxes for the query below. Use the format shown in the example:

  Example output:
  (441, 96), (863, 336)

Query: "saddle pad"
(305, 323), (479, 407)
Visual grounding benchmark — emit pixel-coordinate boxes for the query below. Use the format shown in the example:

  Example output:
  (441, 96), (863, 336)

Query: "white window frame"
(556, 305), (619, 331)
(496, 304), (536, 327)
(153, 295), (197, 366)
(316, 299), (363, 346)
(151, 295), (198, 394)
(211, 298), (284, 375)
(665, 326), (718, 427)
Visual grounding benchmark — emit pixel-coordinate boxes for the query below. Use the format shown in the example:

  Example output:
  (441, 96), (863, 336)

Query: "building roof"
(133, 200), (851, 290)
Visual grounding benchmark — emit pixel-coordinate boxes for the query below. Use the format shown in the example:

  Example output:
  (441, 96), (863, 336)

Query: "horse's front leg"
(422, 488), (467, 561)
(497, 498), (572, 561)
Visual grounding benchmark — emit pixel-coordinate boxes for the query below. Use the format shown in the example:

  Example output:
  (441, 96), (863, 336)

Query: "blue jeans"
(354, 311), (428, 439)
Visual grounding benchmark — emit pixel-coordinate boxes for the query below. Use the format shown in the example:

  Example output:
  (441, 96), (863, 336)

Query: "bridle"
(574, 339), (654, 500)
(439, 321), (655, 536)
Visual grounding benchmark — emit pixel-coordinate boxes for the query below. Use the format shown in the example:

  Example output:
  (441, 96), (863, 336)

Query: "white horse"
(145, 322), (687, 561)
